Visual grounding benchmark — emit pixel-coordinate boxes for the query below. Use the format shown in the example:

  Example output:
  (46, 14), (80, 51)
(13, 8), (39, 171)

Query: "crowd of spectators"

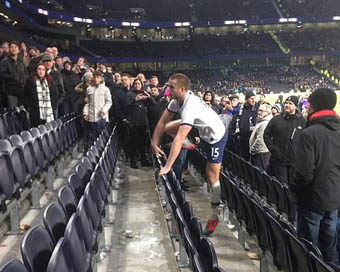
(277, 0), (340, 17)
(80, 33), (280, 58)
(27, 0), (278, 22)
(278, 29), (340, 52)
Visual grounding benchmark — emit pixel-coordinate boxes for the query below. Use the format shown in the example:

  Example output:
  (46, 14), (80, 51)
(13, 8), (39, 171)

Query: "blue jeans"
(297, 208), (339, 265)
(173, 149), (187, 181)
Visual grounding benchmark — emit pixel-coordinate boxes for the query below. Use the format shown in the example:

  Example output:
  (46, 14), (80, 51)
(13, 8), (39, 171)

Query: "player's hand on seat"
(151, 143), (164, 158)
(159, 164), (171, 176)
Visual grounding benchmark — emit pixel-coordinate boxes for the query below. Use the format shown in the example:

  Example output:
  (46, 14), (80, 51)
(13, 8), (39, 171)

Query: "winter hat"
(308, 88), (337, 111)
(272, 103), (282, 113)
(285, 95), (299, 108)
(82, 71), (93, 83)
(245, 90), (256, 100)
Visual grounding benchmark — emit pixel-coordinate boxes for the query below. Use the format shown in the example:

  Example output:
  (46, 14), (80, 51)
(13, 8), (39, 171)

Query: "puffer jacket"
(83, 83), (112, 122)
(249, 113), (272, 154)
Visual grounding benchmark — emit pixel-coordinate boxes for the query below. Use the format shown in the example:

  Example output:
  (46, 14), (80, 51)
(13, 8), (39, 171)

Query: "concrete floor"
(97, 165), (178, 272)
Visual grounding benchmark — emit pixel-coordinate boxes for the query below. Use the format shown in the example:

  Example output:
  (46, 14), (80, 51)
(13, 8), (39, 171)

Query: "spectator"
(42, 54), (65, 117)
(271, 103), (282, 117)
(55, 56), (63, 72)
(60, 60), (81, 114)
(115, 73), (131, 154)
(203, 90), (220, 113)
(83, 71), (112, 147)
(0, 41), (28, 107)
(77, 56), (87, 76)
(149, 76), (159, 88)
(230, 90), (258, 161)
(249, 103), (272, 170)
(264, 96), (306, 184)
(24, 63), (57, 127)
(290, 88), (340, 265)
(0, 42), (9, 61)
(126, 78), (154, 168)
(28, 46), (41, 74)
(98, 62), (115, 91)
(75, 71), (92, 115)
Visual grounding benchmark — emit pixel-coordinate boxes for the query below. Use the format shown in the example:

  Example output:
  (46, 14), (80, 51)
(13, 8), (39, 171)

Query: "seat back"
(47, 238), (75, 272)
(43, 202), (68, 245)
(285, 229), (312, 272)
(0, 152), (15, 201)
(58, 185), (77, 219)
(76, 164), (91, 187)
(68, 174), (85, 202)
(191, 216), (203, 249)
(0, 259), (28, 272)
(310, 251), (335, 272)
(199, 237), (218, 272)
(76, 196), (96, 253)
(0, 139), (12, 152)
(21, 224), (54, 272)
(193, 254), (204, 272)
(64, 214), (89, 272)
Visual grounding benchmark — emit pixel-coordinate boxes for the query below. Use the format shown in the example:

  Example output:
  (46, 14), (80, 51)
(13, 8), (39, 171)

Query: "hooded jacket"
(290, 112), (340, 212)
(263, 112), (306, 164)
(249, 113), (272, 154)
(83, 83), (112, 122)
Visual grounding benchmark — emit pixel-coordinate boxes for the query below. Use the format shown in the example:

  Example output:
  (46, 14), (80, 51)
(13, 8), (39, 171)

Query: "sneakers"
(203, 219), (219, 236)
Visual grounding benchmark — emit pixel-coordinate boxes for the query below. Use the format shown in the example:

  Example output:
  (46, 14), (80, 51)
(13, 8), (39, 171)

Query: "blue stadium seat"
(47, 238), (74, 272)
(64, 213), (91, 272)
(68, 173), (85, 202)
(43, 202), (68, 245)
(21, 224), (54, 272)
(58, 185), (77, 219)
(198, 237), (218, 272)
(0, 259), (28, 272)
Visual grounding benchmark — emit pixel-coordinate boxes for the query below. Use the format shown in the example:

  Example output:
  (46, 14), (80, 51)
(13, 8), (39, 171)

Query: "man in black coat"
(290, 88), (340, 265)
(0, 41), (28, 107)
(264, 95), (306, 184)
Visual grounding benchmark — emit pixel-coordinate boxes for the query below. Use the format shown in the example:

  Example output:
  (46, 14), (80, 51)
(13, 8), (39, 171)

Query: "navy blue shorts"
(201, 131), (228, 163)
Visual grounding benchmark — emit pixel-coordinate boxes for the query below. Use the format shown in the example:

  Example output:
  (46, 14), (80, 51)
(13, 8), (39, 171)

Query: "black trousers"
(251, 152), (271, 171)
(267, 159), (293, 184)
(128, 125), (148, 164)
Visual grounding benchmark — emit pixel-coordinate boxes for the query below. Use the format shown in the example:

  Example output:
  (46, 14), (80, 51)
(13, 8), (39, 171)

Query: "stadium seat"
(193, 254), (204, 272)
(76, 196), (97, 253)
(76, 163), (91, 187)
(0, 259), (28, 272)
(58, 185), (77, 219)
(43, 202), (68, 245)
(198, 237), (218, 272)
(68, 173), (85, 202)
(64, 213), (91, 272)
(21, 224), (54, 272)
(285, 229), (312, 272)
(47, 238), (74, 272)
(9, 135), (39, 177)
(310, 251), (336, 272)
(191, 217), (204, 249)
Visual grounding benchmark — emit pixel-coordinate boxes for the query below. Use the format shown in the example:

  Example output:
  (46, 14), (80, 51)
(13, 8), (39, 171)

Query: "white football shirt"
(167, 91), (226, 144)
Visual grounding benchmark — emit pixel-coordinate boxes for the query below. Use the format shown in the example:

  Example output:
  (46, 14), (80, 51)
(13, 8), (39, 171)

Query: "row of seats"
(188, 148), (340, 272)
(0, 113), (80, 234)
(0, 107), (30, 140)
(223, 150), (296, 222)
(0, 123), (120, 272)
(155, 155), (225, 272)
